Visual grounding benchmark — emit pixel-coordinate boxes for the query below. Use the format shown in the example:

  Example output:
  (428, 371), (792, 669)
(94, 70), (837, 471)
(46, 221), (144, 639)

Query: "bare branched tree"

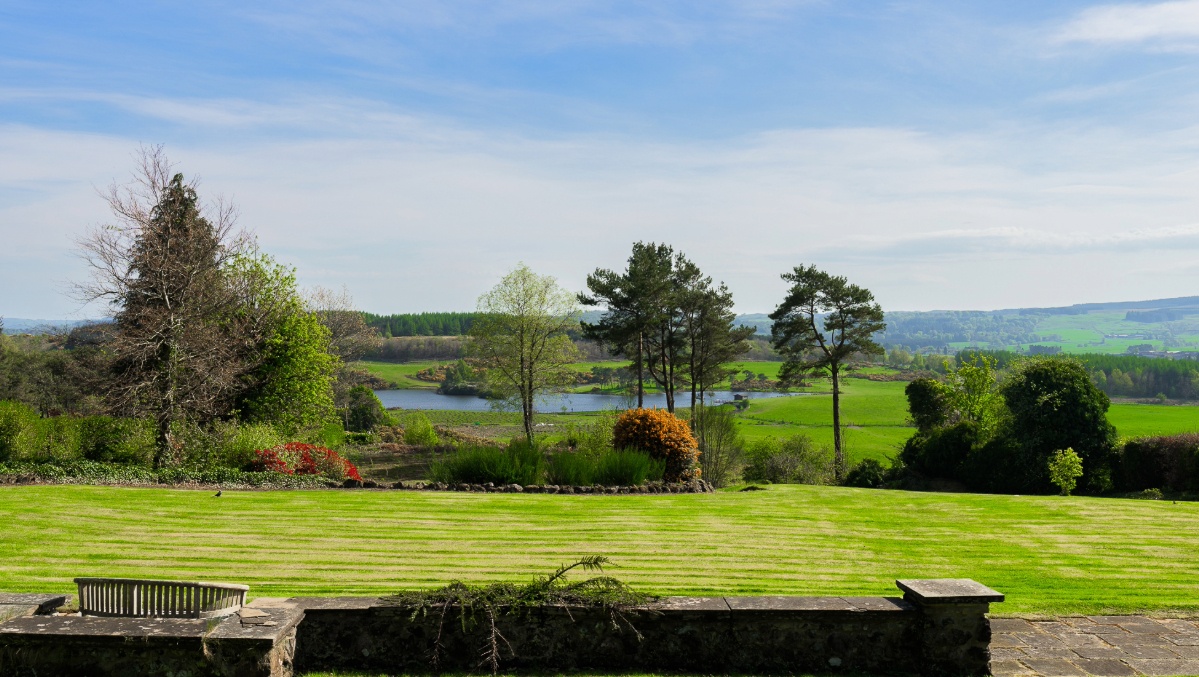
(304, 285), (381, 361)
(74, 145), (251, 466)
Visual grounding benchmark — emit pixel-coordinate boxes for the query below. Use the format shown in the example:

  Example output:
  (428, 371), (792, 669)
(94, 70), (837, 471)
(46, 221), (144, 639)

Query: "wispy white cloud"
(818, 223), (1199, 259)
(1055, 0), (1199, 48)
(5, 87), (1199, 315)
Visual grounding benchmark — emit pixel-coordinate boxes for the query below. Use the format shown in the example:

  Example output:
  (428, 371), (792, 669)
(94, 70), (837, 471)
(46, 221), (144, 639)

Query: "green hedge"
(0, 460), (330, 488)
(1118, 434), (1199, 494)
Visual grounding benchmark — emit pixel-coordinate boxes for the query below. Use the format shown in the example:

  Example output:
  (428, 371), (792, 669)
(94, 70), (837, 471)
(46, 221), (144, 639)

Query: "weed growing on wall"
(381, 556), (653, 675)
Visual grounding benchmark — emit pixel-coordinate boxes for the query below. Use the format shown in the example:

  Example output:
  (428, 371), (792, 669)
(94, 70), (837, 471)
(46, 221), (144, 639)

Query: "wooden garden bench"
(74, 577), (249, 619)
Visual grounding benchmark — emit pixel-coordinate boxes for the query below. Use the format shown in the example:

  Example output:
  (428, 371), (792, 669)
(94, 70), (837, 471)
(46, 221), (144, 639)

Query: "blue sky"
(3, 1), (1199, 318)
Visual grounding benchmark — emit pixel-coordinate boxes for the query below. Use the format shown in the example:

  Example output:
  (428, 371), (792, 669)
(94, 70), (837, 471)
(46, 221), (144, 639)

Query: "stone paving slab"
(992, 616), (1199, 677)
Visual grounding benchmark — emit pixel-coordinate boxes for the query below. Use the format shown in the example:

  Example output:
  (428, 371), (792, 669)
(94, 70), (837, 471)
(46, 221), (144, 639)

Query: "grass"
(2, 484), (1198, 616)
(732, 380), (914, 465)
(358, 359), (1198, 464)
(1109, 403), (1199, 439)
(353, 360), (442, 389)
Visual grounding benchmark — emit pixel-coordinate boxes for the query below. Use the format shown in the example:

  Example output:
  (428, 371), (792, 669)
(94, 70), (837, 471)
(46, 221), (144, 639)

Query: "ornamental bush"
(249, 442), (362, 482)
(1048, 447), (1083, 496)
(743, 434), (833, 485)
(402, 412), (439, 447)
(612, 408), (699, 482)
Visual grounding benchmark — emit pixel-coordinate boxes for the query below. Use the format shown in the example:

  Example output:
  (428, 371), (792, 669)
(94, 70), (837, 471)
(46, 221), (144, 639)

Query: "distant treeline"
(366, 336), (615, 363)
(961, 350), (1199, 401)
(1126, 308), (1199, 323)
(880, 311), (1044, 350)
(362, 312), (478, 337)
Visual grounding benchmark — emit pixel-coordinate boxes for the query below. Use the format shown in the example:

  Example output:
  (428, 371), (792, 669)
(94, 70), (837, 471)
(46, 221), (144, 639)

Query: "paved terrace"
(992, 616), (1199, 677)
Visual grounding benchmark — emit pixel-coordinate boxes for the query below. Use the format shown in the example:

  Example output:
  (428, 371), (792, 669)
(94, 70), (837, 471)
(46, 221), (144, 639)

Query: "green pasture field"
(1029, 311), (1199, 354)
(733, 380), (913, 464)
(2, 484), (1197, 616)
(400, 375), (1196, 463)
(1109, 403), (1199, 439)
(354, 360), (441, 389)
(944, 310), (1199, 354)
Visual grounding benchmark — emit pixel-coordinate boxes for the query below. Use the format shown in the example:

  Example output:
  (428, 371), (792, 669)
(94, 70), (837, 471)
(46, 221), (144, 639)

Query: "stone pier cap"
(896, 578), (1005, 606)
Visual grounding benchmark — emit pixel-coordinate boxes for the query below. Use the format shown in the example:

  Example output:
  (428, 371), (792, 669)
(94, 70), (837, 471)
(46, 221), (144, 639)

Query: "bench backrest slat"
(74, 578), (248, 619)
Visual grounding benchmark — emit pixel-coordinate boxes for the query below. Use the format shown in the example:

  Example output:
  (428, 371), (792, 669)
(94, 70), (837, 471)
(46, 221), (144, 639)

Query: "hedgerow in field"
(612, 408), (699, 482)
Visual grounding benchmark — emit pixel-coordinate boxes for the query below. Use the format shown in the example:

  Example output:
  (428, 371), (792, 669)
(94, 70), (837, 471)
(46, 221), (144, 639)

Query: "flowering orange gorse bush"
(612, 408), (700, 482)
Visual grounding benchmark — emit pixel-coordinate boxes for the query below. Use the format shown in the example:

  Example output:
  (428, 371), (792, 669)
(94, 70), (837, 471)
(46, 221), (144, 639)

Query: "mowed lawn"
(2, 485), (1197, 616)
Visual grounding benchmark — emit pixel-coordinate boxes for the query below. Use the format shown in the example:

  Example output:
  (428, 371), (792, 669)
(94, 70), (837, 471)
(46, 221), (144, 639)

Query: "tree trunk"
(662, 340), (674, 413)
(522, 354), (534, 444)
(831, 365), (844, 482)
(636, 332), (644, 409)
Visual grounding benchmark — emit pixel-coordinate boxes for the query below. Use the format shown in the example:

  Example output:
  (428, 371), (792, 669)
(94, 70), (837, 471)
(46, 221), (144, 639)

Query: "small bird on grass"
(214, 490), (222, 497)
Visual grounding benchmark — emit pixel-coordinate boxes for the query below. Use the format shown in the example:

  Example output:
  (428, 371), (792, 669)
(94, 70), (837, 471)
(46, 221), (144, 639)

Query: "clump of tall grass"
(545, 451), (595, 485)
(429, 440), (543, 486)
(544, 448), (664, 486)
(593, 449), (664, 486)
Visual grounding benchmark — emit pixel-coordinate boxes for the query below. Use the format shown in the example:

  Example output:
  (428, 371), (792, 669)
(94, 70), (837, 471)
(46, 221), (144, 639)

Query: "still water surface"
(373, 389), (803, 412)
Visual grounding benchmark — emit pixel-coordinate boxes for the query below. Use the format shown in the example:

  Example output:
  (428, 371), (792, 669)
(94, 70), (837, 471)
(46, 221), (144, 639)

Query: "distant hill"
(15, 296), (1199, 356)
(737, 297), (1199, 355)
(1, 318), (100, 335)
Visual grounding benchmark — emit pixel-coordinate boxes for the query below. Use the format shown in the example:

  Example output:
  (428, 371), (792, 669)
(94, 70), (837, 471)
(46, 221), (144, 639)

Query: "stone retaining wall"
(0, 580), (1003, 676)
(293, 579), (1001, 676)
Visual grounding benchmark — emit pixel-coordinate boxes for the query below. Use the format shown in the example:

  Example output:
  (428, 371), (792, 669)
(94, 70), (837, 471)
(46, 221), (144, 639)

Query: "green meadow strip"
(1, 484), (1196, 616)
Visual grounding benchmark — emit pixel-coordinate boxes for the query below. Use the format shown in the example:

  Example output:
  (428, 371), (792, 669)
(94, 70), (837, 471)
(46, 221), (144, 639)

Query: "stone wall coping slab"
(290, 596), (379, 611)
(0, 593), (67, 611)
(346, 594), (916, 614)
(0, 605), (44, 623)
(841, 596), (915, 612)
(725, 595), (859, 612)
(207, 606), (304, 642)
(648, 596), (731, 612)
(896, 578), (1005, 604)
(0, 614), (211, 639)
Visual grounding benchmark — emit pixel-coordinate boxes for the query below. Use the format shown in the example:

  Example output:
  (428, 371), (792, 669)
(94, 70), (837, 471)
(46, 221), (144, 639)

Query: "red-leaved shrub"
(250, 443), (362, 482)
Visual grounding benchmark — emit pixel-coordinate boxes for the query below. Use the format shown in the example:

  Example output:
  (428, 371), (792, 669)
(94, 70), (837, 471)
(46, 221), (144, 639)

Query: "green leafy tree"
(343, 385), (388, 432)
(470, 264), (581, 443)
(943, 353), (1005, 436)
(1048, 447), (1083, 496)
(228, 254), (338, 434)
(905, 378), (950, 432)
(1000, 357), (1118, 493)
(769, 265), (885, 480)
(581, 243), (748, 415)
(677, 270), (754, 421)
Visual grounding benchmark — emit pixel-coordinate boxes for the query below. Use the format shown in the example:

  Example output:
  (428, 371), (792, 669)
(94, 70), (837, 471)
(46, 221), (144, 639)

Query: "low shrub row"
(0, 399), (347, 470)
(0, 401), (156, 465)
(0, 459), (331, 488)
(428, 441), (666, 487)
